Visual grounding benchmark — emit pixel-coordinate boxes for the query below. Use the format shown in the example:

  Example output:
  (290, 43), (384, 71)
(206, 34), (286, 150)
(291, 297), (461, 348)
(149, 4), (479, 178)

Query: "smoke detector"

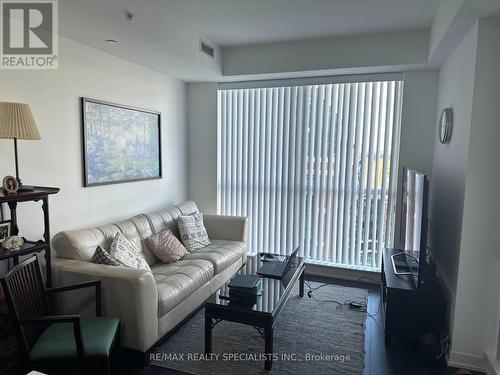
(125, 10), (135, 23)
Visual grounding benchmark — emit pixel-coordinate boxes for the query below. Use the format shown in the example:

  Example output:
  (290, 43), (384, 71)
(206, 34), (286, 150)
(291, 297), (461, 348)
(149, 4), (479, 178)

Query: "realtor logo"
(1, 0), (58, 69)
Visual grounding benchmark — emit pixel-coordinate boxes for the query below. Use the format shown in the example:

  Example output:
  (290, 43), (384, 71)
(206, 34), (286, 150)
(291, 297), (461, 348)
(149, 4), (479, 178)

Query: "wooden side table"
(0, 186), (60, 288)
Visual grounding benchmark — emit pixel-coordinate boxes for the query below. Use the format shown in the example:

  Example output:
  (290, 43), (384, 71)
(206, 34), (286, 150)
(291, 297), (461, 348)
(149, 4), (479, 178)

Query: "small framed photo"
(0, 221), (11, 242)
(2, 175), (19, 194)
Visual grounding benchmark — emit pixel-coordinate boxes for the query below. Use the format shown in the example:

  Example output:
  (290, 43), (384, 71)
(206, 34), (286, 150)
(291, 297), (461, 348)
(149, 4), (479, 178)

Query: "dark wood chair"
(0, 255), (120, 375)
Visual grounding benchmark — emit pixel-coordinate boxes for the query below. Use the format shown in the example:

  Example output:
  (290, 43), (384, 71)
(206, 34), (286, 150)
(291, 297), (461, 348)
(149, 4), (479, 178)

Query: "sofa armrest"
(51, 257), (158, 352)
(203, 214), (248, 243)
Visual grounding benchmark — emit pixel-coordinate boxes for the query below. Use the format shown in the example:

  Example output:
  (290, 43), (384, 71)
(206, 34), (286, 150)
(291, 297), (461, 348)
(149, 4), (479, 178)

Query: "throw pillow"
(109, 232), (151, 271)
(91, 245), (121, 266)
(146, 228), (188, 264)
(177, 212), (211, 252)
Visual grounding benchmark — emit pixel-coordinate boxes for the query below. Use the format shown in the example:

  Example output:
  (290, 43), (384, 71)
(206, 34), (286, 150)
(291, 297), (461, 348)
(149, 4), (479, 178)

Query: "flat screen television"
(398, 167), (429, 288)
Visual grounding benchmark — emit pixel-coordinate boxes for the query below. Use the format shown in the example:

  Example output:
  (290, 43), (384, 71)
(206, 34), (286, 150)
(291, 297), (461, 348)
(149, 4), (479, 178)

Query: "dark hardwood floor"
(121, 275), (481, 375)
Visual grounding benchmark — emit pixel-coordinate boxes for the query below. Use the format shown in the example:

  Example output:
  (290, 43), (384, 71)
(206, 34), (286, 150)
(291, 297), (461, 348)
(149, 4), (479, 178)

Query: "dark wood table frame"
(0, 186), (60, 288)
(381, 248), (446, 346)
(205, 258), (305, 370)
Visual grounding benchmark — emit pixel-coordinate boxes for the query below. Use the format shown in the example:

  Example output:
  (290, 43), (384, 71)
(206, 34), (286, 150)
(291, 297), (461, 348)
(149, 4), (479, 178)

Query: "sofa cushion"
(30, 317), (120, 360)
(52, 228), (106, 261)
(151, 259), (213, 317)
(176, 201), (199, 216)
(177, 212), (211, 252)
(146, 229), (188, 264)
(144, 201), (199, 237)
(53, 201), (200, 262)
(91, 246), (121, 266)
(125, 215), (159, 266)
(110, 233), (151, 271)
(182, 240), (245, 274)
(52, 224), (130, 261)
(144, 210), (178, 238)
(113, 218), (158, 266)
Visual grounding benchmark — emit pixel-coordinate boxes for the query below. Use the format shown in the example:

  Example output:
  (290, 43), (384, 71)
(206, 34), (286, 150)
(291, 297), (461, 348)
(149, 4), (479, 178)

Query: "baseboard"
(449, 351), (488, 373)
(486, 352), (500, 375)
(305, 263), (381, 284)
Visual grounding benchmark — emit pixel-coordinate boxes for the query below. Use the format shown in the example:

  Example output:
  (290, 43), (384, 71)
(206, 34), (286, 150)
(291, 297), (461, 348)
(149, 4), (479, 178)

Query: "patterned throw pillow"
(91, 246), (121, 266)
(177, 212), (211, 252)
(146, 228), (188, 264)
(109, 232), (151, 271)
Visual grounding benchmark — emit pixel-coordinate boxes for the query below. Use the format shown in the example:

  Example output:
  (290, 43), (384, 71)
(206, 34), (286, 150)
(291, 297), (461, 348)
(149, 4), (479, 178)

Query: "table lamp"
(0, 102), (41, 192)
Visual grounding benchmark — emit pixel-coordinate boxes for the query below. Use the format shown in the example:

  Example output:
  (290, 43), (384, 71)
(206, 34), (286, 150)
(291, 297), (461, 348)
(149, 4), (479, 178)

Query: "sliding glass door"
(217, 78), (404, 270)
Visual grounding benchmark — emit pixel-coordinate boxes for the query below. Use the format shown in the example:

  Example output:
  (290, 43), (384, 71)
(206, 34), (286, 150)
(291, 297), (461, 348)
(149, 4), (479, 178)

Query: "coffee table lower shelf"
(204, 256), (305, 370)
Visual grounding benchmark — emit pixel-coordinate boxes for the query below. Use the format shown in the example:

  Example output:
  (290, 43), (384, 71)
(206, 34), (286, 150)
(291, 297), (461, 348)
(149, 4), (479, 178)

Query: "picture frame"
(0, 220), (11, 242)
(2, 175), (19, 194)
(81, 98), (162, 187)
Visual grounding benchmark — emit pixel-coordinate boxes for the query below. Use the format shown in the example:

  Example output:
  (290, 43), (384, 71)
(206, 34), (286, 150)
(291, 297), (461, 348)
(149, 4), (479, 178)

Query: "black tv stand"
(381, 248), (446, 346)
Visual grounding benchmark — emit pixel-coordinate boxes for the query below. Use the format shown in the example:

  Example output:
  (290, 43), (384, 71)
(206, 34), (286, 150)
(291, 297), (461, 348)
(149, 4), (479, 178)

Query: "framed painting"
(81, 98), (162, 187)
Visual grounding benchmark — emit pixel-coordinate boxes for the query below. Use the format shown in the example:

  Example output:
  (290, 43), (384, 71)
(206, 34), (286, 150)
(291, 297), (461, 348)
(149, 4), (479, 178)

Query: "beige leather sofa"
(51, 201), (247, 352)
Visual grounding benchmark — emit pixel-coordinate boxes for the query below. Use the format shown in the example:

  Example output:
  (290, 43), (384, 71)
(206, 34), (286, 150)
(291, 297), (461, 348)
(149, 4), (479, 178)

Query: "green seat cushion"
(30, 317), (119, 360)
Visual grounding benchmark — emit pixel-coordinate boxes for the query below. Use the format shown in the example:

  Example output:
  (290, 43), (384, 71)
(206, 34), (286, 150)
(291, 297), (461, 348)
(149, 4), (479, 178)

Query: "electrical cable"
(304, 281), (342, 305)
(304, 280), (329, 291)
(305, 280), (382, 320)
(436, 334), (450, 359)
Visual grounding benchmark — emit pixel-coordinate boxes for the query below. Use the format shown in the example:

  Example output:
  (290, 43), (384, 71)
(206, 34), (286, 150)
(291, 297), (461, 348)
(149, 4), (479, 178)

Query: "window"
(217, 78), (404, 270)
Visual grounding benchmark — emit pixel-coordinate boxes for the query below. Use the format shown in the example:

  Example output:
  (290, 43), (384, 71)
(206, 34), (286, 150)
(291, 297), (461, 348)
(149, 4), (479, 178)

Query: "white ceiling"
(159, 0), (441, 46)
(58, 0), (441, 81)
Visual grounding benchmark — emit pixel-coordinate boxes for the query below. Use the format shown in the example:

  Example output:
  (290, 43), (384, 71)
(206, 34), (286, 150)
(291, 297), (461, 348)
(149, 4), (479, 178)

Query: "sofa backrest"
(52, 201), (199, 266)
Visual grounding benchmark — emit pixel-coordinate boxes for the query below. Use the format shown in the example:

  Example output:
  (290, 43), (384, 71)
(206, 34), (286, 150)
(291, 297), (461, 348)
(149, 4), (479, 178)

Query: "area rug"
(150, 282), (368, 375)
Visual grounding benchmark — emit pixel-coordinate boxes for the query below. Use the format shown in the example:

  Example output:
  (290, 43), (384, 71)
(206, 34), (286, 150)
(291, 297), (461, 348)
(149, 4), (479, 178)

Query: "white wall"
(475, 17), (500, 365)
(223, 30), (429, 76)
(393, 70), (438, 247)
(399, 71), (439, 178)
(430, 16), (500, 372)
(187, 82), (218, 213)
(0, 37), (188, 245)
(429, 24), (478, 333)
(451, 16), (500, 371)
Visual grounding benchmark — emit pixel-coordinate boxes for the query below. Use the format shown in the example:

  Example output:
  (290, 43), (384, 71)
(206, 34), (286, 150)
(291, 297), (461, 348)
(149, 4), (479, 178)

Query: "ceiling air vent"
(200, 40), (215, 58)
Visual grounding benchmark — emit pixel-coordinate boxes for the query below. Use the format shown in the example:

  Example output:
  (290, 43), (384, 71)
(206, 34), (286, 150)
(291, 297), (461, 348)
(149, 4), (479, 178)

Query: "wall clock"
(439, 108), (453, 144)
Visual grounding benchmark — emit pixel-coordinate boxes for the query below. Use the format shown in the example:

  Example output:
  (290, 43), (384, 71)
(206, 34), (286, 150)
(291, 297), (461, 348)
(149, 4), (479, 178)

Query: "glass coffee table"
(204, 254), (305, 370)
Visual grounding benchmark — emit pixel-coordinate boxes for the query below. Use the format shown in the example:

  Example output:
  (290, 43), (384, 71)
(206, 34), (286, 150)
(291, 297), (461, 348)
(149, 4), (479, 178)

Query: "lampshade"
(0, 102), (41, 140)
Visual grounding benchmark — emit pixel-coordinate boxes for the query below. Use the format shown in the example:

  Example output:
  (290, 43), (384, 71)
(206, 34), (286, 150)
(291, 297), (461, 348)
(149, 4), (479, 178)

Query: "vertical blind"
(217, 79), (404, 269)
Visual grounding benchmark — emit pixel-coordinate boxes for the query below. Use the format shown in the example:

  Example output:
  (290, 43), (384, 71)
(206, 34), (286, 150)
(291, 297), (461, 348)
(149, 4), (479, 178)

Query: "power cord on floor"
(304, 280), (381, 320)
(305, 281), (343, 306)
